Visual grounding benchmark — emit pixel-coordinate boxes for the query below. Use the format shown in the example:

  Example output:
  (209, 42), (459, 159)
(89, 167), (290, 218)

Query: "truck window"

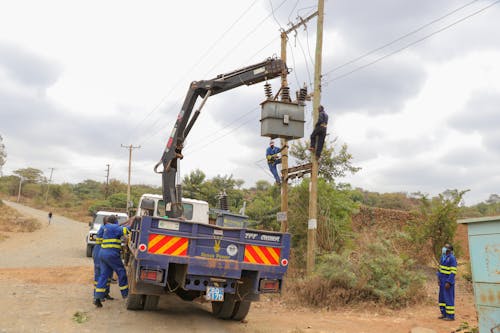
(157, 200), (193, 220)
(182, 203), (193, 220)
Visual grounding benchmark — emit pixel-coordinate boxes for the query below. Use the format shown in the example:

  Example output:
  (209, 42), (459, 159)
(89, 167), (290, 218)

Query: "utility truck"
(125, 58), (291, 320)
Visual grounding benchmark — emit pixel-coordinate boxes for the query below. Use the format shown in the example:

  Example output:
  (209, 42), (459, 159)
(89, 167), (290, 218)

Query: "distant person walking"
(48, 212), (53, 225)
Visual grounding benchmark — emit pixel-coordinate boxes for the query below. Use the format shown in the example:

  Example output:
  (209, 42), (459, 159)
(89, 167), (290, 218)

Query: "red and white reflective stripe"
(138, 243), (147, 252)
(281, 258), (288, 266)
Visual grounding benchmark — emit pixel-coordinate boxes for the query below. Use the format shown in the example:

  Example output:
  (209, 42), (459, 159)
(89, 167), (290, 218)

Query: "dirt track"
(0, 201), (478, 333)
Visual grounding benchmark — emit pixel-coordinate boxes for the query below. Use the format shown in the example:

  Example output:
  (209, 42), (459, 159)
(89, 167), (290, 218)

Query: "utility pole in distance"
(105, 164), (110, 199)
(307, 0), (324, 276)
(44, 168), (55, 204)
(279, 10), (318, 233)
(17, 176), (24, 203)
(121, 144), (141, 212)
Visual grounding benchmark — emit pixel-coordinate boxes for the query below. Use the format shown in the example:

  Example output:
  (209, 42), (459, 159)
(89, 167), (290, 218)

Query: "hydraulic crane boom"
(154, 57), (286, 217)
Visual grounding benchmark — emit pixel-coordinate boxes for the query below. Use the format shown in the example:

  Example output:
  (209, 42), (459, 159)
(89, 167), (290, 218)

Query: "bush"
(289, 239), (426, 308)
(88, 200), (111, 215)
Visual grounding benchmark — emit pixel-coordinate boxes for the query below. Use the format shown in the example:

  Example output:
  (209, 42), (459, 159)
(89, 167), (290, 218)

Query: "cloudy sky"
(1, 0), (499, 205)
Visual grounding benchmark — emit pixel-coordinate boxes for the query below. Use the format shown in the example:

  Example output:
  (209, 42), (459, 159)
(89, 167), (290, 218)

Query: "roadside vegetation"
(0, 199), (41, 239)
(0, 138), (494, 308)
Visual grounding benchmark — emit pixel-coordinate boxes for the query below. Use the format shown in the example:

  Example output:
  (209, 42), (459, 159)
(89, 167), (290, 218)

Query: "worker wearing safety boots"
(437, 244), (457, 321)
(94, 215), (130, 308)
(92, 216), (113, 303)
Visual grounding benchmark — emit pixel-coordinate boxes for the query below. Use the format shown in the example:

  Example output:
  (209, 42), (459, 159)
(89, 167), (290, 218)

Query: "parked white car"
(86, 211), (128, 257)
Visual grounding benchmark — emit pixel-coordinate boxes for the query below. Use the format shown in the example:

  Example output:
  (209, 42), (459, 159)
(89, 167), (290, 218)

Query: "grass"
(72, 311), (88, 324)
(0, 201), (42, 233)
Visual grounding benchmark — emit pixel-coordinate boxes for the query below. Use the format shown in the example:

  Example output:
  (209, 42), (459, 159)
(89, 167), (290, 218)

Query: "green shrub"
(290, 239), (426, 308)
(88, 200), (111, 215)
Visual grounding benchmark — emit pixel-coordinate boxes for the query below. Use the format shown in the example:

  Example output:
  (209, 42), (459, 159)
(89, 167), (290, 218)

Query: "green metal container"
(457, 216), (500, 333)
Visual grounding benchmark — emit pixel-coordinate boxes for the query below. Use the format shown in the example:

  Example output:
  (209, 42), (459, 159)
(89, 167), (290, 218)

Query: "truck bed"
(127, 216), (290, 295)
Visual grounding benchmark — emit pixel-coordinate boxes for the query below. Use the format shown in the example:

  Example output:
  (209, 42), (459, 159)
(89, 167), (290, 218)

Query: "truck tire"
(143, 295), (159, 310)
(231, 300), (251, 321)
(126, 294), (145, 310)
(211, 294), (236, 319)
(86, 244), (93, 258)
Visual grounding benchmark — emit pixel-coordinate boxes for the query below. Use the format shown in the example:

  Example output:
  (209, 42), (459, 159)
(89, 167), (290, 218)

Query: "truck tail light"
(140, 268), (163, 282)
(259, 279), (280, 293)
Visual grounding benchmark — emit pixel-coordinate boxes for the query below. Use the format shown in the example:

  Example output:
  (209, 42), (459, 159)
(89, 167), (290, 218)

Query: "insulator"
(264, 83), (273, 99)
(219, 191), (229, 211)
(298, 87), (308, 105)
(281, 86), (290, 102)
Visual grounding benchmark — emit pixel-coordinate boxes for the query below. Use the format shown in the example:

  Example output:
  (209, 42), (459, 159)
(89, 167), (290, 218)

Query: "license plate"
(205, 286), (224, 302)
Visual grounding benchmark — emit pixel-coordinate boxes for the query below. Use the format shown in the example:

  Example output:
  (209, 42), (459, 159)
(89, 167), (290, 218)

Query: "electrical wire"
(288, 41), (302, 88)
(288, 0), (300, 22)
(323, 0), (500, 85)
(295, 33), (313, 87)
(269, 0), (284, 30)
(128, 0), (260, 141)
(324, 0), (483, 77)
(202, 0), (289, 77)
(184, 108), (259, 154)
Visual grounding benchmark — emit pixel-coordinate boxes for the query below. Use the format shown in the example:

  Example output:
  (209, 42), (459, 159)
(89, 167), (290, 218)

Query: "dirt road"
(0, 202), (477, 333)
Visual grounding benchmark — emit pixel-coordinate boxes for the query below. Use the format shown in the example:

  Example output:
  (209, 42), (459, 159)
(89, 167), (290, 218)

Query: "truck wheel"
(143, 295), (159, 310)
(231, 300), (251, 321)
(86, 244), (93, 258)
(126, 294), (145, 310)
(211, 294), (236, 319)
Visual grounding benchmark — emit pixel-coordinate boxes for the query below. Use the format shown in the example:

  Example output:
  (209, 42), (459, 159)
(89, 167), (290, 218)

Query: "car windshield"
(94, 214), (128, 225)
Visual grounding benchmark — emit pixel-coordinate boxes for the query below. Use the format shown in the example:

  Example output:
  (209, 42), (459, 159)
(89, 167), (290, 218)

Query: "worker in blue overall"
(94, 215), (130, 308)
(92, 216), (112, 301)
(309, 105), (328, 160)
(437, 244), (457, 320)
(266, 140), (282, 185)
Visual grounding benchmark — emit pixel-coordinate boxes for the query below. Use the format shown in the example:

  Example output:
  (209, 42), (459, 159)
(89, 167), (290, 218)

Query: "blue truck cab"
(125, 196), (291, 320)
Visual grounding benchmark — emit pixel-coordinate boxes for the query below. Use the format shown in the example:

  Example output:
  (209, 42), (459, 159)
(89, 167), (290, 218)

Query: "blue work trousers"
(95, 249), (128, 299)
(268, 159), (282, 184)
(92, 247), (110, 297)
(443, 283), (455, 319)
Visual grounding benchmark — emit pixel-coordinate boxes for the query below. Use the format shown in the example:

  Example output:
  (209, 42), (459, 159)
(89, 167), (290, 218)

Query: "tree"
(290, 138), (360, 182)
(0, 135), (6, 176)
(407, 189), (469, 262)
(74, 179), (104, 200)
(108, 193), (127, 208)
(182, 169), (206, 200)
(288, 179), (358, 268)
(13, 167), (45, 184)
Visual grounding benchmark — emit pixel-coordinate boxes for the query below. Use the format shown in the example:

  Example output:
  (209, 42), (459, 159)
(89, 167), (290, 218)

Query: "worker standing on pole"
(309, 105), (328, 160)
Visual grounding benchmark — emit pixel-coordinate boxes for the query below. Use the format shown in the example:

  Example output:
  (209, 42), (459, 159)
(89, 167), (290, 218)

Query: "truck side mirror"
(88, 221), (92, 227)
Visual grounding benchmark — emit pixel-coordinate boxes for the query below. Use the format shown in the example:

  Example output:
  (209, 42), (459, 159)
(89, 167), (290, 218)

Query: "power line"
(324, 0), (483, 77)
(269, 0), (284, 29)
(296, 33), (313, 87)
(203, 0), (289, 77)
(185, 107), (259, 154)
(323, 0), (500, 85)
(128, 0), (260, 140)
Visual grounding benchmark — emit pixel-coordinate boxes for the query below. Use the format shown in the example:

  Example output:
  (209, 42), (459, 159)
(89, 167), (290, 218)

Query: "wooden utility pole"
(17, 176), (23, 203)
(121, 144), (141, 212)
(44, 168), (54, 204)
(307, 0), (324, 276)
(279, 10), (318, 233)
(105, 164), (110, 199)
